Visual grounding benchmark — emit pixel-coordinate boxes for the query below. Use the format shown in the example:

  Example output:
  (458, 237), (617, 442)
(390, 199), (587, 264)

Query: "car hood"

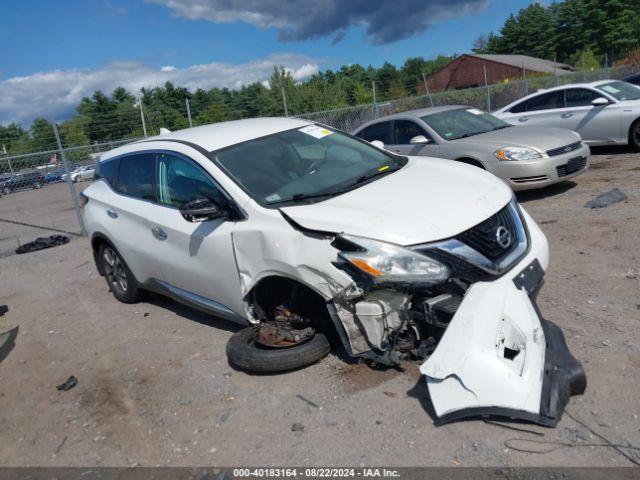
(453, 126), (581, 151)
(280, 157), (512, 245)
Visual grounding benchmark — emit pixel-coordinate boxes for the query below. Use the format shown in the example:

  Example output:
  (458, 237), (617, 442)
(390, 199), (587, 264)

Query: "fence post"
(52, 122), (86, 236)
(185, 98), (193, 128)
(281, 86), (289, 117)
(137, 95), (148, 137)
(422, 73), (434, 107)
(522, 64), (528, 96)
(372, 81), (379, 118)
(554, 57), (559, 86)
(483, 66), (491, 112)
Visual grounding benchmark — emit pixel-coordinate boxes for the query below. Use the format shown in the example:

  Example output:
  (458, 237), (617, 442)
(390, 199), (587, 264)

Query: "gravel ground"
(0, 146), (638, 467)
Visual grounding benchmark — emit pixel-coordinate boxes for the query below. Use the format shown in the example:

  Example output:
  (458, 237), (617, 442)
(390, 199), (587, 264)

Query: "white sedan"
(494, 80), (640, 150)
(62, 165), (95, 183)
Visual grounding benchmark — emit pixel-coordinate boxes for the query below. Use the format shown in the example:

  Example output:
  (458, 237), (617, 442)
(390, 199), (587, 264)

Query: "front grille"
(556, 156), (587, 177)
(547, 141), (582, 157)
(455, 204), (518, 263)
(511, 175), (548, 183)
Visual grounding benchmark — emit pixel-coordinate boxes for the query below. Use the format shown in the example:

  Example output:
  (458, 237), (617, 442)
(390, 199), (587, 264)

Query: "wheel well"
(455, 157), (485, 169)
(91, 234), (111, 276)
(629, 117), (640, 143)
(247, 276), (333, 327)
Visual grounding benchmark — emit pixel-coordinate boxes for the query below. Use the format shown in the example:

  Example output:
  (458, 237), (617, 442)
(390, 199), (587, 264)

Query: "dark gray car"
(353, 106), (590, 190)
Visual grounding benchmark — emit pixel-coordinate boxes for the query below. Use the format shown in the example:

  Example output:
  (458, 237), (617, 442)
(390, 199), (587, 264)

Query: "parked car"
(623, 72), (640, 87)
(82, 118), (585, 426)
(353, 106), (590, 190)
(494, 80), (640, 150)
(62, 165), (95, 183)
(44, 168), (66, 183)
(0, 171), (45, 194)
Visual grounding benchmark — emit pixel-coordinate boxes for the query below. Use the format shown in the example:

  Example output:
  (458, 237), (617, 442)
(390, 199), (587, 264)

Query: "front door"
(144, 152), (244, 318)
(389, 120), (439, 156)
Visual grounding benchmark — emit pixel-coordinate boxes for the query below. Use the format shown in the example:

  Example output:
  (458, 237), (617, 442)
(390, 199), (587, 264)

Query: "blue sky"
(1, 0), (536, 124)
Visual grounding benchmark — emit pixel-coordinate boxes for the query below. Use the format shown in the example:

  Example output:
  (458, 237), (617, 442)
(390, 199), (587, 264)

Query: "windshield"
(421, 108), (511, 141)
(596, 81), (640, 101)
(213, 125), (404, 206)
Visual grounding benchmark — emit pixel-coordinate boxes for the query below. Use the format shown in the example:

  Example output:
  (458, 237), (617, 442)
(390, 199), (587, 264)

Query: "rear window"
(115, 153), (156, 201)
(357, 122), (393, 144)
(96, 158), (119, 186)
(523, 91), (565, 111)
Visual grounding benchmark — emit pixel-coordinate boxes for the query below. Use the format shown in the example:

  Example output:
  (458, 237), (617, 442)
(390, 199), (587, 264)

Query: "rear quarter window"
(95, 158), (119, 186)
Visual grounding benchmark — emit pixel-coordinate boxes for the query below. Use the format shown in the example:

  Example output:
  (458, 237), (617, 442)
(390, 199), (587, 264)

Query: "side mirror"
(370, 140), (385, 149)
(179, 198), (226, 223)
(591, 97), (609, 107)
(410, 135), (430, 144)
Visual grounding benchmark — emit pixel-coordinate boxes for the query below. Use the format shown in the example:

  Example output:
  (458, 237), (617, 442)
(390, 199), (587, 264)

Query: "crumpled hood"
(280, 157), (512, 245)
(454, 126), (581, 151)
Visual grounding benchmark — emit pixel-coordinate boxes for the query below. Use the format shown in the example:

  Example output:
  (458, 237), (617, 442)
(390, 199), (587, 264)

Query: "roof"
(468, 54), (573, 75)
(141, 117), (312, 152)
(379, 105), (465, 119)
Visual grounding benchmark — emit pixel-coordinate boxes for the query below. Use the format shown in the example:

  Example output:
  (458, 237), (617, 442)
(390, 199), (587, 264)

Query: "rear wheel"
(630, 119), (640, 151)
(99, 243), (143, 303)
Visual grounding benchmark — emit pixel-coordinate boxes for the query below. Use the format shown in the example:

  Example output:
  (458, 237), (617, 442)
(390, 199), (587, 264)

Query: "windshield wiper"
(267, 190), (344, 205)
(342, 165), (403, 189)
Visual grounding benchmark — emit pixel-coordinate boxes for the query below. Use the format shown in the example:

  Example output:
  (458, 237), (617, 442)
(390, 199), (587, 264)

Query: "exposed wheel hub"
(254, 307), (315, 348)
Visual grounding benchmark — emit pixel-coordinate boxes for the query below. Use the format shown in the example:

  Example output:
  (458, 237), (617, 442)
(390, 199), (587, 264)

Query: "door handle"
(518, 116), (529, 122)
(561, 112), (574, 118)
(106, 208), (118, 219)
(152, 226), (167, 240)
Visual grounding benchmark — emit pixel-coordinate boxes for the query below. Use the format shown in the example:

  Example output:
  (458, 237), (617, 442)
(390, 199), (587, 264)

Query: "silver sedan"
(352, 106), (590, 191)
(494, 80), (640, 150)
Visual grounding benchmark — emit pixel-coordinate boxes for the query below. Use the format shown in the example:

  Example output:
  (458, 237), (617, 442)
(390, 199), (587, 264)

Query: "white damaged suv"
(83, 118), (585, 427)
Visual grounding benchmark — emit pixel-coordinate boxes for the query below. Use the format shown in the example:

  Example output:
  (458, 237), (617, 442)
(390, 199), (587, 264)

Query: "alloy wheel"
(102, 247), (128, 294)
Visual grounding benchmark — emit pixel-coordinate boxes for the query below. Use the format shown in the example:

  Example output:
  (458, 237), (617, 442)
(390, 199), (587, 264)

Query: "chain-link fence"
(0, 64), (636, 256)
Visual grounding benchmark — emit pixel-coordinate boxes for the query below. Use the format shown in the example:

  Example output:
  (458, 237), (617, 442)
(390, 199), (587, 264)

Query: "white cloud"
(0, 53), (319, 125)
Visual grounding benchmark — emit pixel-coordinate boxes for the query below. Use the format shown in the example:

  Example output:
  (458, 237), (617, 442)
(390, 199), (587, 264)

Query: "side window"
(156, 153), (223, 208)
(524, 91), (565, 111)
(565, 88), (599, 107)
(357, 122), (393, 144)
(393, 120), (430, 144)
(116, 153), (156, 201)
(509, 101), (527, 113)
(96, 158), (119, 186)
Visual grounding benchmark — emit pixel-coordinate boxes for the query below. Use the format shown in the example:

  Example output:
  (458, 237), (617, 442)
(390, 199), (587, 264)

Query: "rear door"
(510, 90), (566, 128)
(356, 121), (393, 147)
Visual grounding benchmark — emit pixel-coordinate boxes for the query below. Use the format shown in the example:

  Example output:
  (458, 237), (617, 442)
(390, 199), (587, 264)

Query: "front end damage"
(233, 200), (586, 427)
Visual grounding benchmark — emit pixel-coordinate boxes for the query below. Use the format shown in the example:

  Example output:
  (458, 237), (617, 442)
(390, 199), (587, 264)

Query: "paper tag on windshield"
(467, 108), (484, 115)
(299, 125), (333, 138)
(601, 85), (620, 94)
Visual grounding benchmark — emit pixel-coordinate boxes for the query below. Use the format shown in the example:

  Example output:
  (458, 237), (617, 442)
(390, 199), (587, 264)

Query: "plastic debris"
(56, 375), (78, 391)
(585, 188), (628, 209)
(16, 235), (70, 254)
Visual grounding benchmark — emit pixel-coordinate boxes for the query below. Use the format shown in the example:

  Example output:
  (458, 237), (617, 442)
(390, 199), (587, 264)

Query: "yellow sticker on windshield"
(299, 125), (333, 139)
(378, 165), (389, 172)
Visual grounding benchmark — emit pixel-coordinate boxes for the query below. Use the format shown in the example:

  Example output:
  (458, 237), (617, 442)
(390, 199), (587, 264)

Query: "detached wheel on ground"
(226, 326), (330, 373)
(98, 243), (143, 303)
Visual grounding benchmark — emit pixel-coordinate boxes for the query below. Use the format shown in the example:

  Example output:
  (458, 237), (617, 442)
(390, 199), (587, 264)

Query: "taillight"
(78, 192), (89, 207)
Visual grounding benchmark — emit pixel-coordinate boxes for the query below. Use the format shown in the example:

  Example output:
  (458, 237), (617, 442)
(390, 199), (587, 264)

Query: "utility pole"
(52, 122), (86, 235)
(185, 98), (193, 128)
(137, 95), (148, 137)
(422, 73), (434, 107)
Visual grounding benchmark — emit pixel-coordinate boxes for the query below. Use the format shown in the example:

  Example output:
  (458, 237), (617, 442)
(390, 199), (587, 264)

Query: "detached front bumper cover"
(421, 278), (586, 428)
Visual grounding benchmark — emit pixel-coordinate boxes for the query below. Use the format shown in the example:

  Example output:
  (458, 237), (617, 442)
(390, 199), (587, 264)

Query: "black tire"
(227, 327), (330, 373)
(98, 243), (143, 303)
(630, 119), (640, 152)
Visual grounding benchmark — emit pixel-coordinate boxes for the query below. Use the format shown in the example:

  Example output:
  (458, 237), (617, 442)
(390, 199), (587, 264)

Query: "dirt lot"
(0, 147), (639, 467)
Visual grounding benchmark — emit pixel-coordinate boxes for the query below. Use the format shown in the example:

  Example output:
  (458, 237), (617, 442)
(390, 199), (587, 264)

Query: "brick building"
(424, 54), (573, 92)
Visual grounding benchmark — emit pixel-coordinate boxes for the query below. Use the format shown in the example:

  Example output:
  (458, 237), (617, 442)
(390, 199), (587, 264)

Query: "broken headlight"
(337, 234), (449, 283)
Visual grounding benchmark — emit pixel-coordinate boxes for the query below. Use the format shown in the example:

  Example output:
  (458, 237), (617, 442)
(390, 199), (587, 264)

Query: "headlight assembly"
(494, 147), (544, 161)
(337, 234), (449, 283)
